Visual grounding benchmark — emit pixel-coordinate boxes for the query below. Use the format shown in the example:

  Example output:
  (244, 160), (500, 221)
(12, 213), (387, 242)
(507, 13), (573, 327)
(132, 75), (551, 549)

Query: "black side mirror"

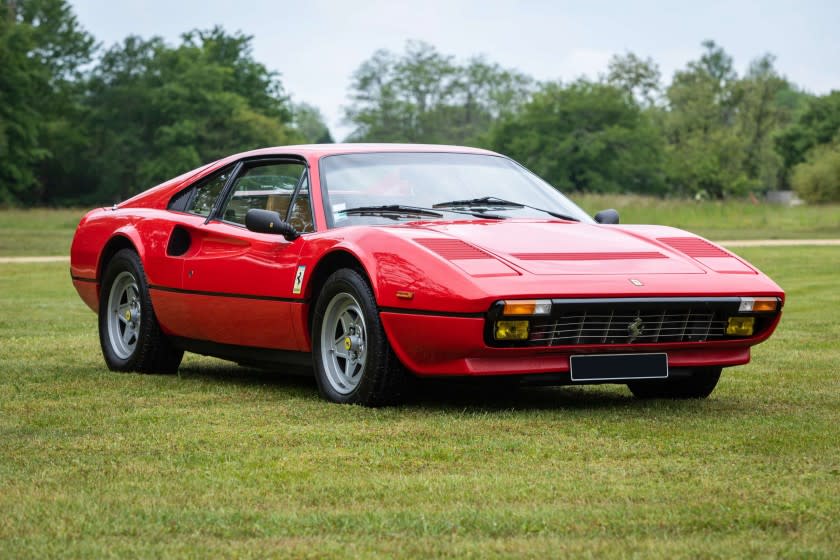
(594, 208), (620, 224)
(245, 209), (299, 241)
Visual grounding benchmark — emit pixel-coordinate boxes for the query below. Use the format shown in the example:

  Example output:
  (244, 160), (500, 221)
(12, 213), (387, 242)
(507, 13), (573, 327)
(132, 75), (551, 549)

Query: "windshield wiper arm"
(433, 196), (580, 222)
(342, 205), (444, 219)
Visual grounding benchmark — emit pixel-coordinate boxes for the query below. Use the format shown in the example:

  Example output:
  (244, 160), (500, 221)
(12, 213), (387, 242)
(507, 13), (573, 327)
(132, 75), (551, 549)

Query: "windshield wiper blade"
(341, 205), (444, 219)
(434, 196), (523, 208)
(433, 196), (580, 222)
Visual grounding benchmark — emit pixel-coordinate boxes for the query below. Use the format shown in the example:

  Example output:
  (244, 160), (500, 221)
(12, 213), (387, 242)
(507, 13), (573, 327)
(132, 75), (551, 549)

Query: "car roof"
(117, 144), (502, 209)
(227, 143), (501, 160)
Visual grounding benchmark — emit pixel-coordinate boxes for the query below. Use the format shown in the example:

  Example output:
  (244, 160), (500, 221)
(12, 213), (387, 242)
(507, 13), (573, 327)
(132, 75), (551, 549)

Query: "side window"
(288, 175), (314, 233)
(219, 162), (309, 227)
(169, 167), (232, 216)
(189, 169), (230, 216)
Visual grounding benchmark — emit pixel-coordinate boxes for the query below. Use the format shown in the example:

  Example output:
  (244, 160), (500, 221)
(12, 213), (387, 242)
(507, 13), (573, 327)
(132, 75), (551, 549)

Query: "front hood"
(417, 220), (718, 275)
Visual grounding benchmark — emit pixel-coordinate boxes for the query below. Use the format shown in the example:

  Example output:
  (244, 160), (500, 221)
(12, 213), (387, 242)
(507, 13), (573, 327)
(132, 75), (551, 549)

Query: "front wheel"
(98, 249), (183, 374)
(312, 269), (407, 406)
(627, 367), (722, 399)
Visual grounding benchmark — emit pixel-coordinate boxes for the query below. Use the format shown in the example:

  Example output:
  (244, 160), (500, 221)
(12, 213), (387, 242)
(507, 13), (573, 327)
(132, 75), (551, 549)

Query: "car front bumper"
(379, 309), (780, 378)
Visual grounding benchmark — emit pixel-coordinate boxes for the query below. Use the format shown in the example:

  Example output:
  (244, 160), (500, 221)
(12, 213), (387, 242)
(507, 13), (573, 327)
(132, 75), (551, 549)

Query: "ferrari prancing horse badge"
(293, 265), (306, 295)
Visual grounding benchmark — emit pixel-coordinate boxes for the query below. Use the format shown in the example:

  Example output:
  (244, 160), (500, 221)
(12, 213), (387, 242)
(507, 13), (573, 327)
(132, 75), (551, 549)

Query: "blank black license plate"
(570, 353), (668, 382)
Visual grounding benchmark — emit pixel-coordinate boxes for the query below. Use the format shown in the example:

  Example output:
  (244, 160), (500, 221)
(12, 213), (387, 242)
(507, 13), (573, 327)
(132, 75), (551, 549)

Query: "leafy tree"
(663, 41), (750, 197)
(605, 52), (662, 107)
(292, 102), (334, 143)
(488, 80), (666, 194)
(83, 28), (302, 202)
(0, 0), (95, 205)
(791, 142), (840, 202)
(344, 41), (532, 144)
(775, 91), (840, 174)
(734, 55), (804, 190)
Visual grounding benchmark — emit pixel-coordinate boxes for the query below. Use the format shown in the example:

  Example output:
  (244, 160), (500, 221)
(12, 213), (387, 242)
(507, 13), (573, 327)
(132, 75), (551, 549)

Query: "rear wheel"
(312, 268), (407, 406)
(627, 367), (722, 399)
(98, 249), (183, 374)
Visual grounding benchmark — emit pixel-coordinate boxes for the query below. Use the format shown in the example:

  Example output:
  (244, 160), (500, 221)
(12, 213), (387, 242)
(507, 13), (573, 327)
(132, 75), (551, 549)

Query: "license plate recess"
(570, 353), (668, 382)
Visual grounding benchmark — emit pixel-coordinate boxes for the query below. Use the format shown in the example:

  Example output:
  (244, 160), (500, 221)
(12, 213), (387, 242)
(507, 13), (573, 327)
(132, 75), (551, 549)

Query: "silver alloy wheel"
(320, 292), (368, 395)
(107, 271), (142, 359)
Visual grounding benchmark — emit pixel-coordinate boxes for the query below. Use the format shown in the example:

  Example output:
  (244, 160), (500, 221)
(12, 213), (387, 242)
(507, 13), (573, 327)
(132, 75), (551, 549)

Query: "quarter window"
(176, 167), (232, 217)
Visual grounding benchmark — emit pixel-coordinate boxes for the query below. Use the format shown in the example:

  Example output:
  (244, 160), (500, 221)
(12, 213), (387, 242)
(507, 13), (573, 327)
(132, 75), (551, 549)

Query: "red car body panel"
(71, 144), (784, 378)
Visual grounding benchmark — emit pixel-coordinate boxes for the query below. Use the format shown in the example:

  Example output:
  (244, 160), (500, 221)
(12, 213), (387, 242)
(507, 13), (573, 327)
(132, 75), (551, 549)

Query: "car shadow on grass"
(172, 362), (731, 414)
(175, 362), (318, 398)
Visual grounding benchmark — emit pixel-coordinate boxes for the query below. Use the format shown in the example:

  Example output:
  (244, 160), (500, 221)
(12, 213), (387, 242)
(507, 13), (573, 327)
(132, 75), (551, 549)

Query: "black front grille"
(529, 308), (727, 346)
(484, 297), (776, 348)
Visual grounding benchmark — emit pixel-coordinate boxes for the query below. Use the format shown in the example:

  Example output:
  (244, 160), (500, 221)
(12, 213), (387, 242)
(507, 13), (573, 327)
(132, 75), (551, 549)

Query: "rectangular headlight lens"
(495, 320), (530, 340)
(726, 316), (755, 336)
(502, 299), (552, 315)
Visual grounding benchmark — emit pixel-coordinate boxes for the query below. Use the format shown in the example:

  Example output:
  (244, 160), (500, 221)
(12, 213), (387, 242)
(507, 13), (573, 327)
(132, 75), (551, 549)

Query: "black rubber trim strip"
(150, 284), (306, 303)
(171, 336), (313, 367)
(71, 275), (97, 284)
(378, 306), (485, 319)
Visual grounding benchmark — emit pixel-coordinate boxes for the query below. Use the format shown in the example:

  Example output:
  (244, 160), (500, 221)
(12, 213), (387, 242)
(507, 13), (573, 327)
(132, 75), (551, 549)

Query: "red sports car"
(70, 144), (784, 405)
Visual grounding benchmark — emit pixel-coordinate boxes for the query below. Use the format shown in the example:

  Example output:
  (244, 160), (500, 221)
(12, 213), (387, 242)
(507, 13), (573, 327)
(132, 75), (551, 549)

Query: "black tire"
(311, 268), (407, 406)
(627, 367), (722, 399)
(98, 248), (183, 374)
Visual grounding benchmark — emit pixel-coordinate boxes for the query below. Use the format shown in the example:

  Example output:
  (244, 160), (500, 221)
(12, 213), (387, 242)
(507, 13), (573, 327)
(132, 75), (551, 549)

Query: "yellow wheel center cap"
(344, 337), (352, 351)
(124, 310), (132, 321)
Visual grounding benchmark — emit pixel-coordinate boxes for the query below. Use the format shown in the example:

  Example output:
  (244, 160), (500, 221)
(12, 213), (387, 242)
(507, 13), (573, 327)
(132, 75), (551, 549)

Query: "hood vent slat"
(415, 238), (491, 260)
(658, 237), (729, 258)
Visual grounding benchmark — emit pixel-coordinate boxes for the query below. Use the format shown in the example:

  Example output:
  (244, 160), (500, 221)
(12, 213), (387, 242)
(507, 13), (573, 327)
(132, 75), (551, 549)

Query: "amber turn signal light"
(738, 297), (778, 313)
(501, 299), (552, 316)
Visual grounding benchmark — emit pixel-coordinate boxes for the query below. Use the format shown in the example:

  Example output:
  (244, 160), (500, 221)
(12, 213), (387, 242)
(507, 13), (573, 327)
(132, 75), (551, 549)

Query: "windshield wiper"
(433, 196), (580, 222)
(341, 205), (444, 219)
(341, 204), (506, 221)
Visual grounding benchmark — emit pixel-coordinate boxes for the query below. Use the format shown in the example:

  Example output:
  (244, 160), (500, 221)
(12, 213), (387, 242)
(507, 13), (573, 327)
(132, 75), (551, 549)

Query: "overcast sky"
(71, 0), (839, 140)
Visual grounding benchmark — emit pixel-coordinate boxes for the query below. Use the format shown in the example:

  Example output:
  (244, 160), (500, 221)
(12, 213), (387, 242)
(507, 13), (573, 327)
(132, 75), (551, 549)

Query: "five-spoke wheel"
(98, 248), (183, 373)
(320, 292), (368, 395)
(106, 271), (142, 359)
(312, 268), (406, 406)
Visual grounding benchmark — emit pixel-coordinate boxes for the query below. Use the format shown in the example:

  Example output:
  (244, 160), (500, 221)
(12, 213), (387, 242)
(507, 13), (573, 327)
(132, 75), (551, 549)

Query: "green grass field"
(575, 194), (840, 241)
(0, 208), (87, 257)
(1, 245), (838, 557)
(0, 199), (838, 257)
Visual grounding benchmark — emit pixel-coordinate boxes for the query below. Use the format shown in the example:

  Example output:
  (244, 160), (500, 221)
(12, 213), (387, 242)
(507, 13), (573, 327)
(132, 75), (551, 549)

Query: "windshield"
(319, 152), (593, 227)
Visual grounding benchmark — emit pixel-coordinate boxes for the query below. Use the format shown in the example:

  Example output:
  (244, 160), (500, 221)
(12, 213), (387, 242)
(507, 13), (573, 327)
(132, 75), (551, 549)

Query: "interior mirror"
(594, 208), (620, 224)
(245, 209), (299, 241)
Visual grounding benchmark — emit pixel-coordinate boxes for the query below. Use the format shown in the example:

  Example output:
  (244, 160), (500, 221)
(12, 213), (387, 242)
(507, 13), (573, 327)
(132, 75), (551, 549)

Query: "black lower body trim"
(71, 275), (97, 284)
(171, 336), (313, 368)
(150, 284), (305, 303)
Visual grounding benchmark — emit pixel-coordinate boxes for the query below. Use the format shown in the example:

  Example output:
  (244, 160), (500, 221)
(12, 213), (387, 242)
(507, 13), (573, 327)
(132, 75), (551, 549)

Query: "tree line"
(1, 0), (838, 206)
(345, 41), (840, 203)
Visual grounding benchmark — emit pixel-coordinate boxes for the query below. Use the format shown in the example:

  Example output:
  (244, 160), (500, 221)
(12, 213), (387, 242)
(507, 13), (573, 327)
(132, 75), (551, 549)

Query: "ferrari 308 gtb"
(70, 144), (784, 405)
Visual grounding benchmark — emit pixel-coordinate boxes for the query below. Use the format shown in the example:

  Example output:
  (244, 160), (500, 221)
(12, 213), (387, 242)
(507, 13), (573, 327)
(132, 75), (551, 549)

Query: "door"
(158, 158), (314, 350)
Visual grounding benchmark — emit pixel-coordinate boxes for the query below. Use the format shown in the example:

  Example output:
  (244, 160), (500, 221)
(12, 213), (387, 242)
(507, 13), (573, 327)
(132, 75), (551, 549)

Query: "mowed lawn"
(1, 244), (838, 557)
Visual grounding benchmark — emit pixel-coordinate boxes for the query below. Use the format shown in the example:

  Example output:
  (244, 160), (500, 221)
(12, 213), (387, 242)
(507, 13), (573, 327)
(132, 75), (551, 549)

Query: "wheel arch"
(304, 248), (375, 338)
(97, 233), (143, 283)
